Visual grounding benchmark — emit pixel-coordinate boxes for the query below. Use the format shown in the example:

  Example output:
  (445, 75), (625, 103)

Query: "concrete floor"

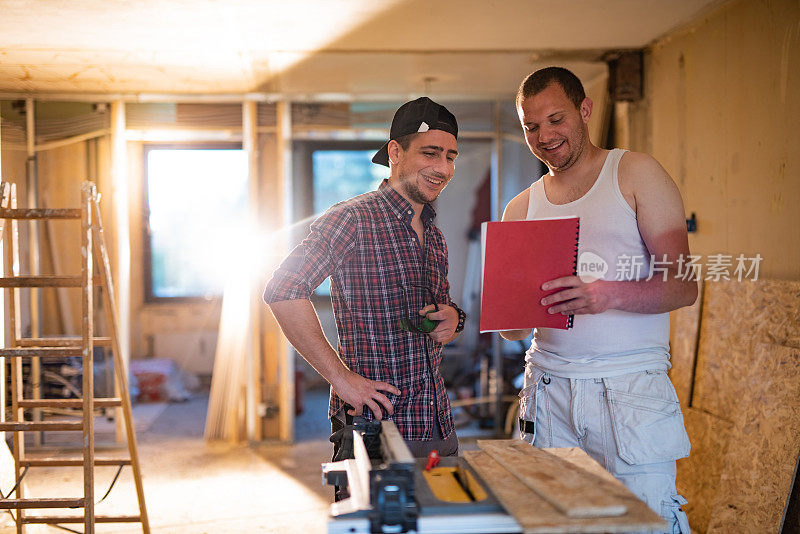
(1, 390), (333, 533)
(2, 388), (499, 533)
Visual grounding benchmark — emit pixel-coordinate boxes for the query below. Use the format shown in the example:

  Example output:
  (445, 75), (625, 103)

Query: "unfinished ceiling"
(0, 0), (726, 98)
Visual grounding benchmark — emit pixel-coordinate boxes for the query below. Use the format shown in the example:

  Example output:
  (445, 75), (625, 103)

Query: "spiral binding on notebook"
(567, 219), (581, 329)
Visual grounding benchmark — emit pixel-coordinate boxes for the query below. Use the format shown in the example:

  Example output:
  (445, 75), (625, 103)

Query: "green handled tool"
(398, 284), (440, 334)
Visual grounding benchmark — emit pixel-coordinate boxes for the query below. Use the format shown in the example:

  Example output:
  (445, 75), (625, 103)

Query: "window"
(143, 144), (248, 300)
(296, 142), (389, 296)
(311, 149), (387, 214)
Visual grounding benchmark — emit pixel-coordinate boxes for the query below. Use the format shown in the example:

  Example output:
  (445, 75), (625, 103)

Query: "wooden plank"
(0, 184), (9, 498)
(0, 498), (83, 509)
(243, 99), (261, 441)
(17, 337), (112, 347)
(276, 102), (294, 442)
(26, 113), (43, 449)
(0, 182), (9, 451)
(0, 347), (82, 358)
(464, 448), (665, 533)
(24, 515), (140, 524)
(478, 440), (627, 518)
(21, 458), (130, 467)
(0, 183), (10, 236)
(5, 183), (25, 533)
(91, 192), (151, 533)
(80, 181), (95, 534)
(18, 398), (121, 409)
(109, 100), (132, 443)
(545, 447), (622, 485)
(707, 344), (800, 533)
(0, 208), (81, 219)
(0, 276), (82, 287)
(0, 422), (82, 432)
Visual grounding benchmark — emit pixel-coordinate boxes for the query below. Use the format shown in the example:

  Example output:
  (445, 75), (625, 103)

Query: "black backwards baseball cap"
(372, 97), (458, 167)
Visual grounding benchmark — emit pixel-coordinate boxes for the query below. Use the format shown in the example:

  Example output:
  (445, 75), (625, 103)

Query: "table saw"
(323, 420), (668, 534)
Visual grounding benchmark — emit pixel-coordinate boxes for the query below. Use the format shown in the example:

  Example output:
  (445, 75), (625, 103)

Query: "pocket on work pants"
(518, 367), (547, 445)
(662, 493), (691, 533)
(603, 371), (691, 465)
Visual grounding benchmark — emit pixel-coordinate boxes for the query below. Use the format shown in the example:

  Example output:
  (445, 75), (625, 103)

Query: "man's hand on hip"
(332, 369), (401, 420)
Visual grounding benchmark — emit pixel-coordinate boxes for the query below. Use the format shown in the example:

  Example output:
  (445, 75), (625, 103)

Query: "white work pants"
(519, 366), (691, 534)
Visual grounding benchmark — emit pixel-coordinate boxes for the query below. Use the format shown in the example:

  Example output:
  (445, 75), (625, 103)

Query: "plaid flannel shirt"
(263, 180), (461, 441)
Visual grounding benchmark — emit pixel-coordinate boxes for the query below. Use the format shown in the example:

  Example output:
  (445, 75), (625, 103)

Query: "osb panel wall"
(676, 408), (733, 533)
(692, 279), (800, 420)
(671, 280), (800, 533)
(636, 0), (800, 280)
(678, 344), (800, 533)
(707, 343), (800, 533)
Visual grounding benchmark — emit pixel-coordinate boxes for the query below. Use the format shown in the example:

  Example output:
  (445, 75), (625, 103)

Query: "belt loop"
(599, 377), (611, 393)
(518, 418), (536, 434)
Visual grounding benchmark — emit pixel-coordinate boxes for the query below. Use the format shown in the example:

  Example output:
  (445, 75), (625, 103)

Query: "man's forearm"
(267, 299), (350, 388)
(604, 275), (698, 314)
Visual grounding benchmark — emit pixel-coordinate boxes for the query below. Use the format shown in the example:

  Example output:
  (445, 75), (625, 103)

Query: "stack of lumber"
(204, 271), (253, 443)
(669, 279), (800, 532)
(464, 440), (665, 533)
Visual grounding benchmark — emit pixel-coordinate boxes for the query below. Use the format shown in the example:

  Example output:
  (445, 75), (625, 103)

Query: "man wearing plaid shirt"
(263, 97), (467, 459)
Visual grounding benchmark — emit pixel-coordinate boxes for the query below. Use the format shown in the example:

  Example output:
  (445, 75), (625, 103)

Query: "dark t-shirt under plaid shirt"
(263, 180), (461, 441)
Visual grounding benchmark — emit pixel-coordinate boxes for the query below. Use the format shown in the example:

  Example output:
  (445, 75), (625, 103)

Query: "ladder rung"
(0, 208), (81, 219)
(18, 398), (121, 409)
(0, 347), (83, 358)
(0, 422), (83, 431)
(0, 276), (82, 287)
(17, 337), (112, 347)
(0, 498), (83, 509)
(24, 515), (141, 523)
(21, 458), (131, 467)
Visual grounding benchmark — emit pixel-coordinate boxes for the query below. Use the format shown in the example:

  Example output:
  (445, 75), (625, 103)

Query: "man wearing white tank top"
(500, 67), (698, 533)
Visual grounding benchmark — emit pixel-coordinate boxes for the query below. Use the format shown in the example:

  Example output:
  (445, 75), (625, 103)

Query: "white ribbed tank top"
(525, 149), (671, 378)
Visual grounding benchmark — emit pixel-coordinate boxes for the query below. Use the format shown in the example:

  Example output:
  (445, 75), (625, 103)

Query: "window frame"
(142, 141), (244, 303)
(293, 140), (386, 302)
(296, 140), (385, 218)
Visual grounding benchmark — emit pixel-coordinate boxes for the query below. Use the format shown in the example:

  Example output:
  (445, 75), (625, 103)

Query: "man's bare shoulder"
(619, 150), (673, 186)
(619, 150), (686, 230)
(502, 188), (531, 222)
(618, 150), (680, 207)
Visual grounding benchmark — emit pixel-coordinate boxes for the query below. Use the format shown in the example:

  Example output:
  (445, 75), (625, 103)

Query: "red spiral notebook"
(480, 217), (580, 332)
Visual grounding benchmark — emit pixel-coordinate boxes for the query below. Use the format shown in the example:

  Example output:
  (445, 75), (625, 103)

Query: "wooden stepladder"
(0, 181), (149, 533)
